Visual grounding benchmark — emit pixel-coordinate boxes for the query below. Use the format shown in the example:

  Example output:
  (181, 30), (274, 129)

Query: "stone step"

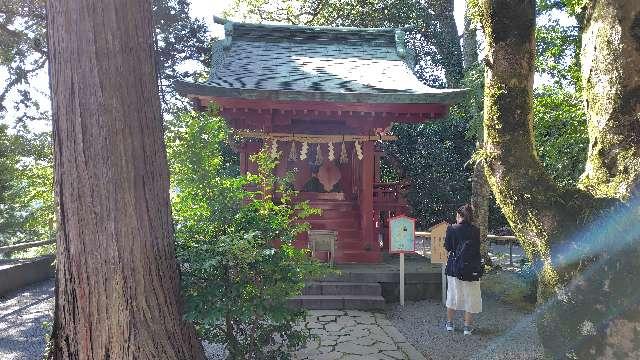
(303, 281), (381, 296)
(288, 295), (386, 310)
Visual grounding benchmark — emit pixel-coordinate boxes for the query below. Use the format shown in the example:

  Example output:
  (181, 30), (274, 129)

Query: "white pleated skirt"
(446, 276), (482, 313)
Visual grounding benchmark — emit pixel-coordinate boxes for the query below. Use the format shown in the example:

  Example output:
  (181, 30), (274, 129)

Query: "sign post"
(429, 222), (449, 307)
(389, 215), (416, 306)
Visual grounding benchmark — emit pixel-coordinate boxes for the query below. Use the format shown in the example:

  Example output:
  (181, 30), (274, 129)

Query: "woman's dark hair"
(457, 204), (474, 224)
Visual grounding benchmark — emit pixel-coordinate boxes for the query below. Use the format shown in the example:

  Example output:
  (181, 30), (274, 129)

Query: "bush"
(167, 110), (328, 359)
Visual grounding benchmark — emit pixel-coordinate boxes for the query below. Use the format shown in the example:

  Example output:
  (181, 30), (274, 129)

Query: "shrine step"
(288, 295), (386, 310)
(303, 281), (381, 296)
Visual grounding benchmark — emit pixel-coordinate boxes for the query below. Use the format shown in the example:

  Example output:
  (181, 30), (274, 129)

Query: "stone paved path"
(293, 310), (426, 360)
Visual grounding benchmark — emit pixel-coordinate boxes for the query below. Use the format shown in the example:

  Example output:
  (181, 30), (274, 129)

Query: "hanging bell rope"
(340, 141), (348, 164)
(314, 144), (323, 165)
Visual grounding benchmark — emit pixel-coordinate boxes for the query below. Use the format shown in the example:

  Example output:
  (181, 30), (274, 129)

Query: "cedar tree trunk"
(46, 0), (206, 358)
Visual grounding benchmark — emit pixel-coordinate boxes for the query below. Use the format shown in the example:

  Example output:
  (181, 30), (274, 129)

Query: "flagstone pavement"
(293, 310), (426, 360)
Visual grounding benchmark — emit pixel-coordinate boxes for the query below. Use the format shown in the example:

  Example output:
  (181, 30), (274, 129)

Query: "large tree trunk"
(477, 0), (640, 357)
(477, 0), (573, 301)
(46, 0), (206, 358)
(579, 0), (640, 199)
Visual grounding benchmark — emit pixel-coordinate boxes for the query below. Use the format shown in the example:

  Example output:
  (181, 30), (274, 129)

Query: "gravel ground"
(3, 280), (542, 360)
(0, 280), (228, 360)
(0, 279), (54, 360)
(388, 295), (544, 360)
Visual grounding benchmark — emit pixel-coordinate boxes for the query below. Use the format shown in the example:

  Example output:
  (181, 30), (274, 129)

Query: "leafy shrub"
(167, 109), (327, 359)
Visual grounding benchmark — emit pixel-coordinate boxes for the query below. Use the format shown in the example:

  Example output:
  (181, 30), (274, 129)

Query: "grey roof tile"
(176, 21), (466, 104)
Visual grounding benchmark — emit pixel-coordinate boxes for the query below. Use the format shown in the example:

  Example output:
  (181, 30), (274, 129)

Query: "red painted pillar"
(359, 141), (381, 262)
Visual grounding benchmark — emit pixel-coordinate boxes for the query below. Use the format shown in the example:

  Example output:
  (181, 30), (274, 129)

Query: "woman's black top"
(444, 221), (481, 278)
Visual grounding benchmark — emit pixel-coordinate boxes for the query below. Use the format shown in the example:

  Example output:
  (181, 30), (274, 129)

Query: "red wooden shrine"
(177, 18), (466, 263)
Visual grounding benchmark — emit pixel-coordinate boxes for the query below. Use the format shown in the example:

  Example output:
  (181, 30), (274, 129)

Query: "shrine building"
(176, 17), (466, 264)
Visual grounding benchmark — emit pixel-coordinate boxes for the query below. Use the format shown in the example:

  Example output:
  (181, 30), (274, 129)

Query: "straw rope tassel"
(288, 140), (297, 162)
(340, 141), (348, 164)
(300, 141), (308, 160)
(314, 144), (323, 165)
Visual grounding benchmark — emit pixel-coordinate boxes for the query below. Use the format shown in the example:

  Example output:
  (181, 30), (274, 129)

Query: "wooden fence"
(415, 231), (519, 265)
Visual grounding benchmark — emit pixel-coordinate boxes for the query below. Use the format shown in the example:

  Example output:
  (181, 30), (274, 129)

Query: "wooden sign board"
(429, 221), (449, 264)
(389, 215), (416, 253)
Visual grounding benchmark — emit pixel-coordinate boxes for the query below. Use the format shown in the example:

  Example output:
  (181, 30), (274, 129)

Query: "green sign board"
(389, 215), (416, 253)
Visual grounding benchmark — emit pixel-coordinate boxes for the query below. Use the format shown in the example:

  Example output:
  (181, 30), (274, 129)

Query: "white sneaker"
(463, 325), (474, 335)
(445, 321), (454, 332)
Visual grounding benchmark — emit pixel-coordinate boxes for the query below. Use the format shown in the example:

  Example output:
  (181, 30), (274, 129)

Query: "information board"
(389, 215), (416, 253)
(429, 221), (449, 264)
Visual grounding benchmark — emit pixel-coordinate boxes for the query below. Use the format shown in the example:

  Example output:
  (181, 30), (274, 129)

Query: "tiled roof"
(176, 19), (466, 105)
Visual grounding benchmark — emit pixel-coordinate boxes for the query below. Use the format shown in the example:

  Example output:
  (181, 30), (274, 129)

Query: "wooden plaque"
(389, 215), (416, 253)
(429, 221), (449, 264)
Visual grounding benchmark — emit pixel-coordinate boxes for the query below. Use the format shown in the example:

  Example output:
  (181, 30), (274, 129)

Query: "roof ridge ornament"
(395, 30), (407, 58)
(222, 22), (233, 49)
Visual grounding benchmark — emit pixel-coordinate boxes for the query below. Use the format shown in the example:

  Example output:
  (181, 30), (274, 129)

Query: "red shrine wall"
(238, 136), (382, 263)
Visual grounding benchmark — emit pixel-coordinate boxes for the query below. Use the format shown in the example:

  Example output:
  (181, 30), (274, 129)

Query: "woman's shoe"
(463, 325), (474, 335)
(445, 321), (454, 332)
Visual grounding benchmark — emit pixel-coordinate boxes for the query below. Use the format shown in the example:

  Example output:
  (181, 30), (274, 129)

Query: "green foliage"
(0, 0), (210, 116)
(533, 86), (588, 188)
(385, 116), (475, 227)
(0, 125), (53, 246)
(536, 18), (581, 90)
(167, 109), (327, 359)
(0, 0), (210, 247)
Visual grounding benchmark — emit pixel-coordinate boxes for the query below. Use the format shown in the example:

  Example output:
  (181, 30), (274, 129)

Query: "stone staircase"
(289, 279), (386, 310)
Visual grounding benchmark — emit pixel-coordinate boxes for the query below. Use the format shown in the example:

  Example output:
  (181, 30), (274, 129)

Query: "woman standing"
(444, 204), (482, 335)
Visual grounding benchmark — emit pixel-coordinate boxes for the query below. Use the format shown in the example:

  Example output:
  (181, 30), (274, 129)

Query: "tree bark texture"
(477, 0), (640, 357)
(46, 0), (206, 358)
(579, 0), (640, 199)
(462, 10), (478, 69)
(478, 0), (562, 299)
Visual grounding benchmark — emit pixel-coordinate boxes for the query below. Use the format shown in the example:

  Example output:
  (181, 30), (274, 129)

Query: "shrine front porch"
(289, 254), (442, 310)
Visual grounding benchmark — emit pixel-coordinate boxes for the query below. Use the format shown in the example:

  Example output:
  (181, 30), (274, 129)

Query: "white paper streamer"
(355, 140), (363, 160)
(328, 142), (335, 161)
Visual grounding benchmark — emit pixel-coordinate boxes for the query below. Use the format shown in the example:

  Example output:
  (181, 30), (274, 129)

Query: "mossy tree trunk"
(579, 0), (640, 199)
(477, 0), (640, 357)
(46, 0), (206, 358)
(464, 4), (491, 266)
(477, 0), (575, 301)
